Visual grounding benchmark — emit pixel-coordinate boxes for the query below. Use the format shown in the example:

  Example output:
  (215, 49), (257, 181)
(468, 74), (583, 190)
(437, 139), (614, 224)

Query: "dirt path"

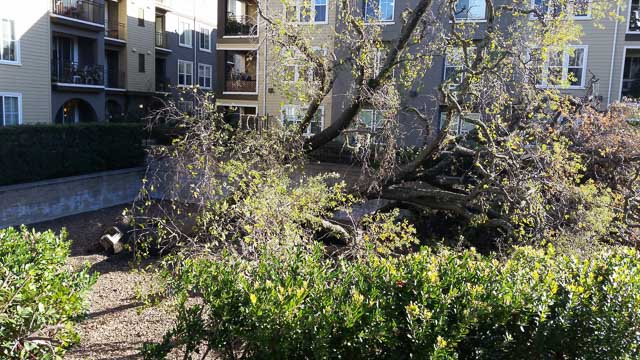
(31, 206), (179, 360)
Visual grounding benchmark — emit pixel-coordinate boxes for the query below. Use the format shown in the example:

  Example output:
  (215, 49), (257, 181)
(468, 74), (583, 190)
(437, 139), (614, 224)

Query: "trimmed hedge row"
(144, 245), (640, 359)
(0, 123), (145, 186)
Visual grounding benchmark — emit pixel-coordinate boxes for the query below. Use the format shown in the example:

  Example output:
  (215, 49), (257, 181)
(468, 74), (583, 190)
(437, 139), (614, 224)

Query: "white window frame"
(287, 0), (329, 24)
(530, 0), (592, 20)
(439, 111), (478, 135)
(198, 63), (213, 89)
(618, 46), (640, 102)
(0, 18), (20, 65)
(178, 19), (193, 48)
(454, 0), (487, 22)
(283, 47), (327, 83)
(364, 0), (395, 23)
(0, 93), (23, 126)
(178, 59), (194, 87)
(536, 45), (588, 89)
(199, 24), (211, 52)
(443, 47), (475, 89)
(281, 104), (324, 136)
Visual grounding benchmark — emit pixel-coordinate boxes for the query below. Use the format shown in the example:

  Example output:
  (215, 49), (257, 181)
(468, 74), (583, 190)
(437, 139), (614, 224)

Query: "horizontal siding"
(126, 0), (156, 92)
(0, 1), (51, 124)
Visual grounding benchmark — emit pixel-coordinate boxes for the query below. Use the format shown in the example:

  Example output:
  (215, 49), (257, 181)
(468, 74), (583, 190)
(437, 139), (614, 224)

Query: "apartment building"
(0, 1), (52, 125)
(0, 0), (217, 125)
(213, 0), (640, 148)
(215, 0), (336, 131)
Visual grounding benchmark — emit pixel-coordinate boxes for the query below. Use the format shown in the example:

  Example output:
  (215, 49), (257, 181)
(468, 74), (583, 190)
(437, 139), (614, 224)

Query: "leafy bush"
(0, 227), (96, 359)
(143, 245), (640, 359)
(0, 123), (145, 186)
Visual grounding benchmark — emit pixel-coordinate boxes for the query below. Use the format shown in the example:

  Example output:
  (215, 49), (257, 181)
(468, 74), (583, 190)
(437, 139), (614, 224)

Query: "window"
(198, 64), (212, 88)
(281, 105), (324, 135)
(0, 94), (21, 126)
(531, 0), (591, 19)
(178, 100), (194, 113)
(0, 19), (19, 64)
(179, 20), (193, 47)
(536, 46), (587, 88)
(138, 8), (145, 26)
(364, 0), (394, 22)
(443, 47), (475, 88)
(138, 54), (145, 72)
(199, 25), (211, 51)
(282, 47), (326, 83)
(439, 111), (477, 135)
(455, 0), (486, 21)
(178, 60), (194, 86)
(286, 0), (328, 23)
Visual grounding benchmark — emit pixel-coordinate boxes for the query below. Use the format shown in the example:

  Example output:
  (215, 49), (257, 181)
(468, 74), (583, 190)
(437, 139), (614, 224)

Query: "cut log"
(99, 226), (125, 254)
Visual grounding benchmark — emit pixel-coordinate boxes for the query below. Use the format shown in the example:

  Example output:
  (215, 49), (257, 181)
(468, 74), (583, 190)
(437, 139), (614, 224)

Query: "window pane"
(0, 97), (3, 125)
(4, 97), (19, 125)
(380, 0), (394, 21)
(567, 68), (582, 85)
(568, 48), (584, 67)
(314, 5), (326, 22)
(364, 0), (379, 20)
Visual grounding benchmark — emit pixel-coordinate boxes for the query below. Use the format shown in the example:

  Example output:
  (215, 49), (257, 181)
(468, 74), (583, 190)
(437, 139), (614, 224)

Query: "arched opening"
(105, 100), (124, 122)
(55, 99), (97, 124)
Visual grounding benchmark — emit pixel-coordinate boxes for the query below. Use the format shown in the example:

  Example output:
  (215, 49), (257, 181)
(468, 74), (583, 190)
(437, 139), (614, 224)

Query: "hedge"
(0, 123), (145, 186)
(143, 245), (640, 359)
(0, 227), (95, 358)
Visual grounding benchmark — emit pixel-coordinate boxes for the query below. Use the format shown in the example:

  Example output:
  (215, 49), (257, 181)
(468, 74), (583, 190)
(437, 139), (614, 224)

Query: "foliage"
(0, 123), (145, 186)
(0, 227), (96, 359)
(142, 244), (640, 359)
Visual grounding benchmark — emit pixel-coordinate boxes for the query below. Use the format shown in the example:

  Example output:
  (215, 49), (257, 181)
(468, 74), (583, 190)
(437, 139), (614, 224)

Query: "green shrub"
(143, 245), (640, 359)
(0, 123), (145, 186)
(0, 227), (96, 359)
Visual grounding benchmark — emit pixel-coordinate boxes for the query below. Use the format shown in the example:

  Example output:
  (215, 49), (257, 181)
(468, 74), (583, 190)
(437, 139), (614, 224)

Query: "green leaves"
(144, 245), (640, 359)
(0, 227), (96, 359)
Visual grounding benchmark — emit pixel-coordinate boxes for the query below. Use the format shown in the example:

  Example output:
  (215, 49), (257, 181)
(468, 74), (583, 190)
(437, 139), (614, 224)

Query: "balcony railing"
(106, 22), (125, 40)
(52, 0), (104, 24)
(155, 31), (168, 48)
(224, 72), (257, 93)
(239, 114), (271, 132)
(106, 68), (125, 89)
(225, 14), (257, 36)
(52, 60), (104, 86)
(156, 76), (170, 92)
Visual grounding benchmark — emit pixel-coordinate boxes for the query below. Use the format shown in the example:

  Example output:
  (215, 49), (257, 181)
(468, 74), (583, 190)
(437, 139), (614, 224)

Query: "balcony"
(622, 49), (640, 100)
(156, 76), (170, 92)
(224, 50), (258, 94)
(51, 0), (104, 25)
(225, 0), (258, 37)
(52, 60), (104, 87)
(155, 31), (169, 48)
(106, 68), (125, 89)
(106, 22), (125, 41)
(225, 14), (257, 37)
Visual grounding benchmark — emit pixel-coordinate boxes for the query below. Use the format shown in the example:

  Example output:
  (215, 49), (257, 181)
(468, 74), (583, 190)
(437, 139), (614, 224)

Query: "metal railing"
(156, 76), (170, 92)
(51, 0), (104, 24)
(224, 71), (257, 93)
(106, 22), (125, 40)
(155, 31), (169, 48)
(239, 114), (272, 132)
(52, 60), (104, 86)
(225, 13), (258, 36)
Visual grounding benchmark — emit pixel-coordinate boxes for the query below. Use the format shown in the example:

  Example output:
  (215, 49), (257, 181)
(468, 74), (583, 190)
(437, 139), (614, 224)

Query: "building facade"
(213, 0), (640, 148)
(0, 0), (217, 125)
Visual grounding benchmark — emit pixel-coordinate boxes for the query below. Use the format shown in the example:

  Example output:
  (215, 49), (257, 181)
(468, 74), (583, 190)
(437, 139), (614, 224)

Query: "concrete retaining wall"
(0, 168), (145, 228)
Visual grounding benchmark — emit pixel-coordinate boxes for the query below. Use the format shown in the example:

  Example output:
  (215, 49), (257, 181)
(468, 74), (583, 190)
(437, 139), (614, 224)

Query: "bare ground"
(31, 205), (181, 360)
